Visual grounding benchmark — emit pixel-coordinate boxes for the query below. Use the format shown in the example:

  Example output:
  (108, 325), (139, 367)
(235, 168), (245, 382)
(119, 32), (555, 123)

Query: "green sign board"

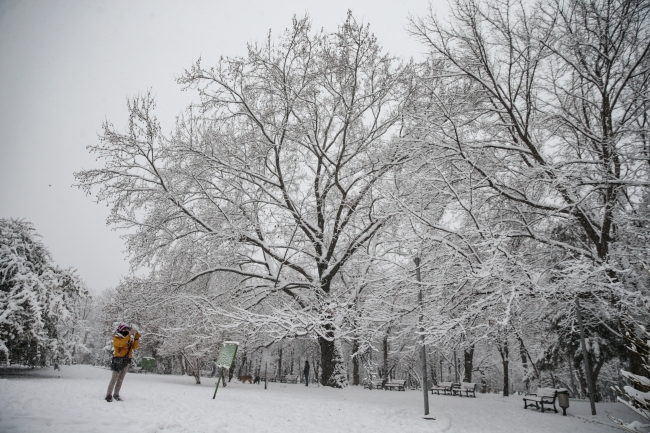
(216, 341), (239, 369)
(141, 357), (156, 370)
(213, 341), (239, 399)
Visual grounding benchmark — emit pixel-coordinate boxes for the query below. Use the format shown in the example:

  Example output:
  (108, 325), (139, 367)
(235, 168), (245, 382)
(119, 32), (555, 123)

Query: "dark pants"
(304, 372), (309, 386)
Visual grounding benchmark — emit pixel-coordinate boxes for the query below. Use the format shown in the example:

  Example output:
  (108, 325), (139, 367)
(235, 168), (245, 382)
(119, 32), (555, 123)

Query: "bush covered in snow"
(610, 312), (650, 432)
(0, 218), (88, 366)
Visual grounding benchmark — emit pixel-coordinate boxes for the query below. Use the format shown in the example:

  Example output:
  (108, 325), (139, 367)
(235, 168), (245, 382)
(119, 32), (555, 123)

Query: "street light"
(414, 257), (430, 416)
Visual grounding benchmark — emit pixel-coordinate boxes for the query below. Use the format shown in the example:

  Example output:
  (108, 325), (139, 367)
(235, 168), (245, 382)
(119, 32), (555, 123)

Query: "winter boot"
(105, 395), (113, 402)
(113, 395), (122, 401)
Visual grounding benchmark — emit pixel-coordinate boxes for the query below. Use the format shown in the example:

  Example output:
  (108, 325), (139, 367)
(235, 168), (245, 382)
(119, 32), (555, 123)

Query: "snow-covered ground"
(0, 365), (640, 433)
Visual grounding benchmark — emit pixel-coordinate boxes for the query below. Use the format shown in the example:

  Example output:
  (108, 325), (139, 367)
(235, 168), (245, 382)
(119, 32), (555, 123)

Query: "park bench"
(364, 378), (384, 390)
(363, 372), (384, 390)
(452, 382), (477, 397)
(282, 374), (299, 384)
(384, 379), (406, 391)
(523, 388), (559, 413)
(431, 381), (455, 395)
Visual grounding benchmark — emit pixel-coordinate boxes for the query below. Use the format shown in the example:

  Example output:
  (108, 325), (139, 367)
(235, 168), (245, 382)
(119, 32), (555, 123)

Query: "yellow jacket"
(113, 332), (140, 358)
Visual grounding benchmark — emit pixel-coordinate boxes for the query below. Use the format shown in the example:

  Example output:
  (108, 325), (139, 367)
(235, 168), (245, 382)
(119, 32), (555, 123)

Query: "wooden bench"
(452, 382), (477, 397)
(384, 379), (406, 391)
(431, 381), (455, 395)
(364, 378), (384, 390)
(282, 374), (299, 384)
(523, 388), (558, 413)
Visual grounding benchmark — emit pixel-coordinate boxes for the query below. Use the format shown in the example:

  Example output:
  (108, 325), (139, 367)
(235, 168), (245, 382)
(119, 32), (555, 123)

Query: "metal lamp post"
(414, 257), (430, 416)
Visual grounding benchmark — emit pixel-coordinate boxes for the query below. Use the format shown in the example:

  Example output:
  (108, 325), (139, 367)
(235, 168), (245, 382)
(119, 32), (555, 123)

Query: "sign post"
(213, 341), (239, 399)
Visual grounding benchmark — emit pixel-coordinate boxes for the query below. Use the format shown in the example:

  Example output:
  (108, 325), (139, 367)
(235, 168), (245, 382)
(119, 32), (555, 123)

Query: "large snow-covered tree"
(407, 0), (650, 392)
(0, 218), (88, 366)
(75, 13), (414, 387)
(410, 0), (650, 268)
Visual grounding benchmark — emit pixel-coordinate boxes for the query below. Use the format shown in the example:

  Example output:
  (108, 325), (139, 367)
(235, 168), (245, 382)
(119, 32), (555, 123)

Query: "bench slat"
(385, 379), (406, 391)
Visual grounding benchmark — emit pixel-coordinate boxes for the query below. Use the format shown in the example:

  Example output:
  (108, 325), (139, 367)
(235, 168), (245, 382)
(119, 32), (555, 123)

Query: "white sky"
(0, 0), (445, 294)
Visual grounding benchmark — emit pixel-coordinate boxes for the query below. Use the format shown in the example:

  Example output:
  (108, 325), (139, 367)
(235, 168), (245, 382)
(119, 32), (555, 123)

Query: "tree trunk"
(576, 361), (587, 398)
(238, 352), (247, 378)
(502, 357), (509, 397)
(277, 347), (283, 380)
(567, 353), (578, 397)
(592, 357), (606, 402)
(352, 339), (360, 386)
(518, 338), (530, 392)
(430, 352), (437, 385)
(193, 368), (201, 384)
(497, 338), (509, 397)
(318, 335), (346, 387)
(319, 336), (335, 386)
(178, 354), (186, 376)
(182, 354), (201, 384)
(382, 334), (389, 381)
(290, 349), (294, 375)
(463, 345), (474, 382)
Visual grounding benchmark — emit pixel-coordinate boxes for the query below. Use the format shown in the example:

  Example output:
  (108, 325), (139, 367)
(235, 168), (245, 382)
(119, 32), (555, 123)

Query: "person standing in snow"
(303, 360), (310, 387)
(105, 323), (140, 402)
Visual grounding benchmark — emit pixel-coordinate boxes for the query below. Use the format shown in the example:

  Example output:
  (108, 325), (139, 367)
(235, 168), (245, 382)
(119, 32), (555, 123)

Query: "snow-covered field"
(0, 365), (640, 433)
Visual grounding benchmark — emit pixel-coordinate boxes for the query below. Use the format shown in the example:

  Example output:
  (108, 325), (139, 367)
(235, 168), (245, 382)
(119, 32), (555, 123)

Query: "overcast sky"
(0, 0), (445, 294)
